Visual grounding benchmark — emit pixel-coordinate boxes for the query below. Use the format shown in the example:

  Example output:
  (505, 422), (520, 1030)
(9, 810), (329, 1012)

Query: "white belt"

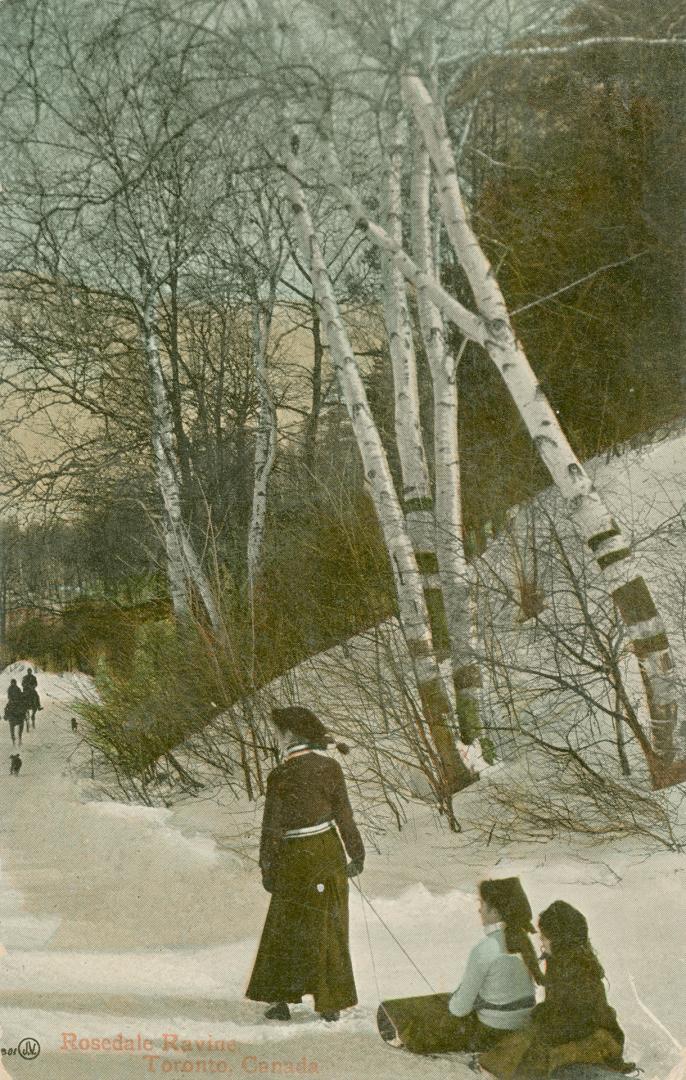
(283, 820), (335, 839)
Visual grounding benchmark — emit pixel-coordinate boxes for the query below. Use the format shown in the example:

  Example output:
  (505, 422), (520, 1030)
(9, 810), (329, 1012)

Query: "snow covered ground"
(0, 664), (483, 1080)
(0, 432), (684, 1079)
(0, 662), (684, 1080)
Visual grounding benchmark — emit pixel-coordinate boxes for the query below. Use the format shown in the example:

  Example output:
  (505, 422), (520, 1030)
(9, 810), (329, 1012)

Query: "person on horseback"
(4, 680), (26, 746)
(6, 679), (22, 710)
(21, 667), (42, 727)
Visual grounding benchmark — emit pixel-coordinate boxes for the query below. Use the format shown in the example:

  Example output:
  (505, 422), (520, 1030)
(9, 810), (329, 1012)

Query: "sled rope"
(357, 872), (382, 1002)
(351, 877), (436, 992)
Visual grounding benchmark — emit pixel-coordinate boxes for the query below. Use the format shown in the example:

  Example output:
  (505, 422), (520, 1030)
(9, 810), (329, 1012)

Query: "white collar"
(284, 743), (313, 761)
(485, 921), (506, 936)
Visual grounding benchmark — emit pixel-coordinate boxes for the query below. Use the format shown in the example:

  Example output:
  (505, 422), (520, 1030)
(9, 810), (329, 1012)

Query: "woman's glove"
(346, 858), (364, 878)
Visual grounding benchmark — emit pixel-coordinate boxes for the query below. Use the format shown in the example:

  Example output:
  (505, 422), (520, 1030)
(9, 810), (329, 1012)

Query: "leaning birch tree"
(323, 118), (681, 784)
(380, 111), (448, 656)
(402, 71), (681, 784)
(238, 186), (286, 595)
(286, 140), (474, 804)
(238, 0), (476, 801)
(293, 0), (683, 785)
(377, 105), (484, 745)
(410, 125), (483, 746)
(140, 264), (223, 632)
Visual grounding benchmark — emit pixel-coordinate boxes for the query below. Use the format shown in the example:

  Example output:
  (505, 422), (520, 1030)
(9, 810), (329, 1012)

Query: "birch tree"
(0, 3), (248, 634)
(410, 127), (483, 745)
(285, 0), (683, 785)
(237, 188), (285, 594)
(378, 107), (484, 744)
(277, 201), (380, 483)
(403, 71), (681, 784)
(234, 0), (476, 798)
(140, 267), (223, 631)
(380, 111), (450, 660)
(322, 121), (681, 783)
(247, 295), (277, 593)
(140, 280), (192, 620)
(286, 141), (474, 803)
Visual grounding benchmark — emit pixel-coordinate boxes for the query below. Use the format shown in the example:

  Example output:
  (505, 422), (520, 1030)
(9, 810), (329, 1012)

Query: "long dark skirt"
(378, 992), (509, 1055)
(246, 828), (356, 1013)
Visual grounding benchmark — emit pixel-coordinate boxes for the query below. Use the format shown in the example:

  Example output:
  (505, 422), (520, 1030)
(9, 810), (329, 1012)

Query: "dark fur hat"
(539, 900), (589, 947)
(271, 706), (349, 754)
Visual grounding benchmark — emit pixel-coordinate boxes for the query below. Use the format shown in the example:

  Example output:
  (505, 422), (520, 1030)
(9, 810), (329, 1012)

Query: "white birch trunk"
(320, 125), (486, 347)
(382, 115), (448, 657)
(161, 516), (190, 620)
(141, 296), (190, 621)
(141, 290), (224, 638)
(411, 132), (483, 745)
(178, 527), (224, 638)
(382, 116), (431, 506)
(403, 73), (679, 779)
(247, 297), (277, 593)
(286, 148), (473, 797)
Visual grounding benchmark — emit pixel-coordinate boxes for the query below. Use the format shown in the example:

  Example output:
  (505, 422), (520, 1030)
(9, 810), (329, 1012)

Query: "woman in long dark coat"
(246, 706), (364, 1023)
(480, 900), (631, 1078)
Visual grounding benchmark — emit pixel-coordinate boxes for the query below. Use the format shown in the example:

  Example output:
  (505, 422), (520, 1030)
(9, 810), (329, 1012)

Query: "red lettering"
(60, 1033), (77, 1051)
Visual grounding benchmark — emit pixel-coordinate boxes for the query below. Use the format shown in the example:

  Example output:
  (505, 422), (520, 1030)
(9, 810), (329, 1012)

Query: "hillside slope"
(0, 432), (684, 1079)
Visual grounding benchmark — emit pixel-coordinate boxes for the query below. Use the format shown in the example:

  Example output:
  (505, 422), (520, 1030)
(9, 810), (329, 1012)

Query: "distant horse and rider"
(4, 678), (28, 746)
(4, 668), (43, 747)
(21, 667), (42, 729)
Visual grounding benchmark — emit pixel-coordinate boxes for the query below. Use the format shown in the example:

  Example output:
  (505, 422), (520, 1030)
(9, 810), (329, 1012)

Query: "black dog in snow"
(9, 754), (22, 776)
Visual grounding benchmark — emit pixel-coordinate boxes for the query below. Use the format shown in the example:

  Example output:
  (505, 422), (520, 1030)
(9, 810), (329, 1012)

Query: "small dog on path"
(9, 754), (22, 776)
(71, 718), (78, 732)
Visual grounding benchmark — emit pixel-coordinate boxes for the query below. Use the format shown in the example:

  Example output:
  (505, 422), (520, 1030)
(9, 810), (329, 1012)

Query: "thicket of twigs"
(0, 0), (684, 846)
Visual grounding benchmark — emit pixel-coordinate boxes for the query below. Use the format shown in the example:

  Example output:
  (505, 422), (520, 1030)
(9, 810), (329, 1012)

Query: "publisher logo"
(18, 1038), (41, 1060)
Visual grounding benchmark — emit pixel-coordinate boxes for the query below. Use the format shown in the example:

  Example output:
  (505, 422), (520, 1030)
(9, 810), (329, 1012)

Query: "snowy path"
(0, 681), (475, 1080)
(0, 665), (684, 1079)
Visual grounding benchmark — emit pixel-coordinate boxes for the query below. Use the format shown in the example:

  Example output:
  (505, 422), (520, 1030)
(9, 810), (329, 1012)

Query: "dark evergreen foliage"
(454, 0), (686, 535)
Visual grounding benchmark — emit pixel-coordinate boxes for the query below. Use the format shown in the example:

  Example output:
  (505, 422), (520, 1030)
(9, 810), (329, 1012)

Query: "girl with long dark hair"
(246, 706), (364, 1023)
(481, 900), (630, 1078)
(378, 877), (543, 1054)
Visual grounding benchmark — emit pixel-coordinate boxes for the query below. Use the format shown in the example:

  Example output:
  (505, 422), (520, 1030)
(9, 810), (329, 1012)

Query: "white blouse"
(449, 923), (536, 1030)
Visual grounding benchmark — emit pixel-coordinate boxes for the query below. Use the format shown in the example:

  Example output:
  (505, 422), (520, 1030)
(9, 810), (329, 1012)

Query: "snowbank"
(0, 432), (683, 1078)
